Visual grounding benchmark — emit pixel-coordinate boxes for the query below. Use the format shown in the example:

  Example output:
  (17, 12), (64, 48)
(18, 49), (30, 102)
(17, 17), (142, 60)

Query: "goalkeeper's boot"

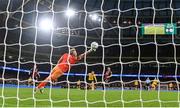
(34, 87), (38, 94)
(39, 87), (44, 94)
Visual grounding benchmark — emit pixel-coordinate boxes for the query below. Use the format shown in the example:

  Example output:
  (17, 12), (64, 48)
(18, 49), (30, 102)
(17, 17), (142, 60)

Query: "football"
(91, 42), (98, 51)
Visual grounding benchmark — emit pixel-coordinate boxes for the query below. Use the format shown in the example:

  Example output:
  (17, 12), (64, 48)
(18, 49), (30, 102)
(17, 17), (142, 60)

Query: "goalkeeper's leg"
(35, 66), (63, 93)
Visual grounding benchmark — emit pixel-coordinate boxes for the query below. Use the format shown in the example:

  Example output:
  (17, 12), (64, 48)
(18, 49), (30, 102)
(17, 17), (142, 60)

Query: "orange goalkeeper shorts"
(50, 66), (64, 81)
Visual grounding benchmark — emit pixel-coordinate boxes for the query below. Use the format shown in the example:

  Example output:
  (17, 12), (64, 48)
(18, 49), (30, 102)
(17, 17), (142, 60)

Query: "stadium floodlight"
(90, 14), (98, 21)
(39, 18), (54, 31)
(98, 18), (101, 22)
(8, 55), (12, 59)
(89, 13), (102, 22)
(66, 9), (75, 17)
(123, 20), (127, 24)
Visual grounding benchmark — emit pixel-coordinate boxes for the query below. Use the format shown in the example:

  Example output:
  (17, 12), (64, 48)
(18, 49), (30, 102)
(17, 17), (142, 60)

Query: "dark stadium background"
(0, 0), (180, 84)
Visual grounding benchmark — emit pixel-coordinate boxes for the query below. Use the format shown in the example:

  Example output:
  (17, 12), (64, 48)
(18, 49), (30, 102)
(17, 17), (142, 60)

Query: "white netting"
(0, 0), (180, 107)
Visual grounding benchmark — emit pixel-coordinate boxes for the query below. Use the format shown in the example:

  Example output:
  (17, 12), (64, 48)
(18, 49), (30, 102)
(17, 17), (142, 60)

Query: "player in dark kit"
(102, 67), (112, 90)
(28, 64), (40, 86)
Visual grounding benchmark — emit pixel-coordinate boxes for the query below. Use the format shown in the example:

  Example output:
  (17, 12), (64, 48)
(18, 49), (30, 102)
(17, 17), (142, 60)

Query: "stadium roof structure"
(0, 0), (180, 64)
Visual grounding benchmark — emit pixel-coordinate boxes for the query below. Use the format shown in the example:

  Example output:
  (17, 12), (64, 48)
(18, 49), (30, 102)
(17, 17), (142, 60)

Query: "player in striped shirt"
(102, 67), (112, 90)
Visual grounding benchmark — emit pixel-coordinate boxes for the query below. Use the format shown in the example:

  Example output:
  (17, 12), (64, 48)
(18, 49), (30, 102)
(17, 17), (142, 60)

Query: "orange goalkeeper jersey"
(57, 53), (78, 72)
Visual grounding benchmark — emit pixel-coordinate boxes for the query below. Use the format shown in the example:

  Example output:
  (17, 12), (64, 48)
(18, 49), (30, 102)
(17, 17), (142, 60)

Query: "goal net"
(0, 0), (180, 107)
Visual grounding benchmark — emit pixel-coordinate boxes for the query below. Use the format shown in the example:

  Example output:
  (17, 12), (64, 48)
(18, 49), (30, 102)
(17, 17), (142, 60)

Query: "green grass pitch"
(0, 88), (179, 107)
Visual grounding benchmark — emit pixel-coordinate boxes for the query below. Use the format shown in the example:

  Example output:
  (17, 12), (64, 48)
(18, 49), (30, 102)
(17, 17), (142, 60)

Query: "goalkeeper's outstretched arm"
(71, 42), (98, 60)
(78, 41), (98, 60)
(78, 49), (93, 60)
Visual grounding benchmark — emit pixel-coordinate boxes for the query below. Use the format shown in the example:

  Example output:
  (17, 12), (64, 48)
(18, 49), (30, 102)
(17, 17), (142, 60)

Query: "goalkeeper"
(35, 47), (96, 93)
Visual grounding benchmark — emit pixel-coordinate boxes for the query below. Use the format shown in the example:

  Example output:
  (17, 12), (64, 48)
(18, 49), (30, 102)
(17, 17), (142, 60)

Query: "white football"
(91, 42), (98, 50)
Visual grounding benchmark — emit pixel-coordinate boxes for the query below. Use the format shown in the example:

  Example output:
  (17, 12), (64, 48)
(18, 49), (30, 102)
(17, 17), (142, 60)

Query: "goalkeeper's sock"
(37, 82), (47, 89)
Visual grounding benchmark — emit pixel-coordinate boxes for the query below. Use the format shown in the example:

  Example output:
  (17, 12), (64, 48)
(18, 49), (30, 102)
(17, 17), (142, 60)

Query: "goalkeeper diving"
(35, 42), (98, 93)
